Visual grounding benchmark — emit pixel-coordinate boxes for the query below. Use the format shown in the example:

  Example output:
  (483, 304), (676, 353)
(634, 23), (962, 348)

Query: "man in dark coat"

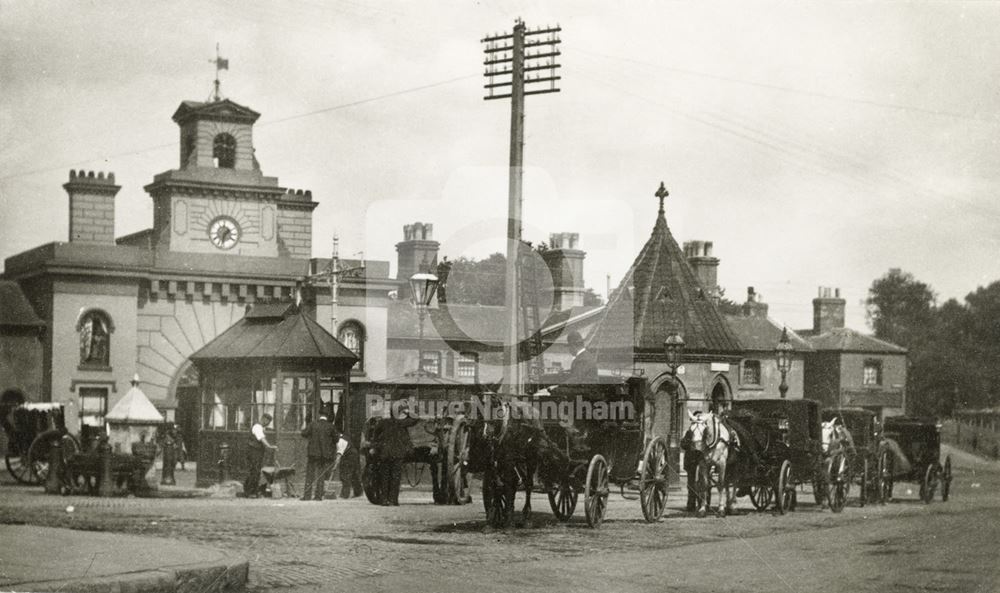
(566, 330), (598, 384)
(371, 400), (418, 506)
(300, 412), (341, 501)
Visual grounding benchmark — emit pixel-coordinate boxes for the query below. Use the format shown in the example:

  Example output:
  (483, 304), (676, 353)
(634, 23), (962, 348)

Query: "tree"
(866, 268), (935, 348)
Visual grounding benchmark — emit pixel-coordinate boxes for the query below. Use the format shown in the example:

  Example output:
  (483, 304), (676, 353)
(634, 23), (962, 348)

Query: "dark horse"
(472, 396), (561, 528)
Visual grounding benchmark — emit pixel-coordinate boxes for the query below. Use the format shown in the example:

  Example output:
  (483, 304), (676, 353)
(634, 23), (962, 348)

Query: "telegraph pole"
(482, 19), (561, 396)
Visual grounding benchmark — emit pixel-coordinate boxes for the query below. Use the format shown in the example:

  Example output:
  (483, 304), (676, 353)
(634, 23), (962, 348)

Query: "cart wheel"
(26, 430), (66, 484)
(859, 456), (869, 507)
(878, 448), (893, 504)
(941, 456), (952, 502)
(446, 416), (472, 505)
(920, 463), (938, 504)
(362, 460), (383, 505)
(547, 479), (577, 521)
(5, 454), (34, 485)
(584, 455), (610, 528)
(776, 460), (793, 515)
(827, 453), (847, 513)
(639, 437), (668, 523)
(484, 465), (515, 529)
(749, 483), (772, 511)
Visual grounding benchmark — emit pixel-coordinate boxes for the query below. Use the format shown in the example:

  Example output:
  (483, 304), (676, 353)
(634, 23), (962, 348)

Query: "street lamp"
(409, 272), (439, 373)
(775, 327), (793, 399)
(663, 332), (685, 376)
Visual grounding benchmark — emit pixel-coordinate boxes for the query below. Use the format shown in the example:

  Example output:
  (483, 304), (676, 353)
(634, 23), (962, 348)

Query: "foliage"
(444, 251), (605, 308)
(866, 270), (1000, 416)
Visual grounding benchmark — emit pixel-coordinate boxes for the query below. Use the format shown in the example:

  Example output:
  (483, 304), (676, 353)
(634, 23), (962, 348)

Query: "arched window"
(338, 321), (365, 372)
(77, 310), (112, 367)
(212, 133), (236, 168)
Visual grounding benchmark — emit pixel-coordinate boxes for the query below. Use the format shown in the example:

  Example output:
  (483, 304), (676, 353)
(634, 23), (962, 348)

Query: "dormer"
(171, 99), (261, 171)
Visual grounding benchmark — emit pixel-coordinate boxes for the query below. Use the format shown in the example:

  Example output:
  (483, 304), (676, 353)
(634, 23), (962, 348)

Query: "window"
(742, 360), (761, 385)
(78, 310), (112, 368)
(338, 322), (365, 371)
(863, 359), (883, 386)
(280, 375), (314, 432)
(213, 133), (236, 168)
(458, 352), (479, 380)
(420, 351), (441, 376)
(79, 387), (108, 429)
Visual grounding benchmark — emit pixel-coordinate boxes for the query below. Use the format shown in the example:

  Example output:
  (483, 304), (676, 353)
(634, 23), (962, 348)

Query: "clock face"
(208, 216), (241, 250)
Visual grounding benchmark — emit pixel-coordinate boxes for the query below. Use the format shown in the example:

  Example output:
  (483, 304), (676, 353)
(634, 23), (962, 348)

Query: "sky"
(2, 0), (999, 332)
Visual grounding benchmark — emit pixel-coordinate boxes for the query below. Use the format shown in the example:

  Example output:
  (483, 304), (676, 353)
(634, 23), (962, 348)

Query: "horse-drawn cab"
(882, 416), (952, 504)
(2, 402), (80, 485)
(821, 407), (886, 507)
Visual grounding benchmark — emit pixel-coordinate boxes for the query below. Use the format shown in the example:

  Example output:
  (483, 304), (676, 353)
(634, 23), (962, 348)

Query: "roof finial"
(655, 181), (669, 214)
(131, 373), (140, 387)
(210, 43), (229, 102)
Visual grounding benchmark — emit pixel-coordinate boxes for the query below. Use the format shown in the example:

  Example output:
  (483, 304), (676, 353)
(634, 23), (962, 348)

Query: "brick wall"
(277, 205), (312, 258)
(64, 170), (119, 244)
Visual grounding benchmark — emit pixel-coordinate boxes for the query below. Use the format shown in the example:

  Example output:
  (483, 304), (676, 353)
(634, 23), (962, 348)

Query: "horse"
(687, 410), (742, 517)
(818, 417), (855, 507)
(473, 395), (561, 528)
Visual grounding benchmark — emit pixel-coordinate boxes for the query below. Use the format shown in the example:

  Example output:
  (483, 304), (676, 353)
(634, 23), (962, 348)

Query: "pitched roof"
(0, 281), (44, 327)
(106, 378), (164, 424)
(725, 315), (813, 353)
(587, 205), (742, 358)
(797, 327), (907, 354)
(171, 99), (261, 125)
(190, 303), (357, 364)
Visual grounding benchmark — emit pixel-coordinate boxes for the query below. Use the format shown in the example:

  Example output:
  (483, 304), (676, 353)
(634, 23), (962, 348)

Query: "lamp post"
(776, 327), (793, 399)
(409, 273), (439, 373)
(663, 331), (685, 451)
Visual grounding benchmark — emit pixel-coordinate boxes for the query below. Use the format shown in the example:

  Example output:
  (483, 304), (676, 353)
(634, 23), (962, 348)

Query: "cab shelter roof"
(190, 302), (357, 368)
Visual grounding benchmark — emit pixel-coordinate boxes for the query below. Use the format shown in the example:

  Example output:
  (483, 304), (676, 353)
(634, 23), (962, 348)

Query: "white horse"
(687, 410), (739, 517)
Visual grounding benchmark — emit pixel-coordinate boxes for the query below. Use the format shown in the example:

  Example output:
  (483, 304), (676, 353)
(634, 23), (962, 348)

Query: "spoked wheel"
(27, 431), (78, 485)
(749, 483), (772, 511)
(775, 460), (794, 515)
(827, 453), (847, 513)
(547, 479), (577, 521)
(5, 454), (34, 485)
(879, 449), (894, 504)
(639, 437), (669, 523)
(484, 465), (515, 529)
(584, 454), (610, 528)
(941, 456), (952, 502)
(362, 460), (384, 505)
(446, 416), (472, 505)
(920, 463), (938, 504)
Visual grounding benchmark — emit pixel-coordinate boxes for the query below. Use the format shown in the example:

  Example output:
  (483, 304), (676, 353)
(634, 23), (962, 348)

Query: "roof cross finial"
(655, 181), (669, 214)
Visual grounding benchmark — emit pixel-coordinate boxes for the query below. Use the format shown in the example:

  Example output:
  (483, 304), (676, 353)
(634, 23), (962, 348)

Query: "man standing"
(566, 330), (598, 384)
(245, 413), (276, 499)
(300, 411), (340, 501)
(371, 400), (418, 506)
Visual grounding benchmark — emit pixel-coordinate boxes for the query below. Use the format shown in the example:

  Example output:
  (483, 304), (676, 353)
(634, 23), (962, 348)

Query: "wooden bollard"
(44, 437), (63, 495)
(97, 436), (114, 497)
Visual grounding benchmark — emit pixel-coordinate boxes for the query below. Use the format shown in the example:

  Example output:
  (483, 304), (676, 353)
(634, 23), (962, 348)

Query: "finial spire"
(655, 181), (669, 214)
(131, 373), (140, 387)
(210, 43), (229, 102)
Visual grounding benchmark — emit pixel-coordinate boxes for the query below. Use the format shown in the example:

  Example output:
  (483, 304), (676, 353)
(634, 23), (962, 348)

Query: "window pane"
(742, 360), (761, 385)
(458, 352), (478, 378)
(420, 352), (441, 376)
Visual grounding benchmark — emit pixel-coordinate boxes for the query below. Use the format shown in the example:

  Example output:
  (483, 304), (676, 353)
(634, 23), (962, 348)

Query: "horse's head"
(821, 419), (837, 453)
(687, 410), (709, 452)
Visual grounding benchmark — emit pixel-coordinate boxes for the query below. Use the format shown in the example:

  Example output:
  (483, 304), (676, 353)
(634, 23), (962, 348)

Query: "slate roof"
(725, 315), (814, 353)
(0, 281), (44, 327)
(587, 206), (743, 358)
(190, 303), (357, 364)
(797, 327), (907, 354)
(171, 98), (261, 125)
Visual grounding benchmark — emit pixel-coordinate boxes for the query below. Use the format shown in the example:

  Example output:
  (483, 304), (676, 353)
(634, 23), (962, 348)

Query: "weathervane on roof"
(655, 181), (669, 214)
(209, 43), (229, 102)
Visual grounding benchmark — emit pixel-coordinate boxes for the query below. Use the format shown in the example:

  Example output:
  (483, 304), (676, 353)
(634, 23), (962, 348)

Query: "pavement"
(0, 524), (248, 593)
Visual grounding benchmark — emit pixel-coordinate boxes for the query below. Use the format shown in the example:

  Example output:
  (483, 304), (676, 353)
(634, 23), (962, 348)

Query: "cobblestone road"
(2, 446), (998, 592)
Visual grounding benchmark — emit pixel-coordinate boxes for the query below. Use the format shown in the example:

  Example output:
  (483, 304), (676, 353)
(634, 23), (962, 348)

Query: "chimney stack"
(683, 240), (720, 299)
(396, 222), (439, 282)
(541, 232), (586, 311)
(742, 286), (769, 318)
(64, 170), (120, 244)
(813, 286), (846, 334)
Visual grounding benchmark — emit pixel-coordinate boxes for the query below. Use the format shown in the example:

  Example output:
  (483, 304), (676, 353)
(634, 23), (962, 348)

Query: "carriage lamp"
(409, 272), (439, 369)
(663, 332), (685, 375)
(775, 327), (793, 399)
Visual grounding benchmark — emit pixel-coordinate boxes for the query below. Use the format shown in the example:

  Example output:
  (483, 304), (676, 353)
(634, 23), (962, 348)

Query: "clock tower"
(144, 99), (316, 258)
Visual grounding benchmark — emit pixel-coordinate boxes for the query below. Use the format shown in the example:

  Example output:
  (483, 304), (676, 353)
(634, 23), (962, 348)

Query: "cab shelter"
(189, 302), (357, 488)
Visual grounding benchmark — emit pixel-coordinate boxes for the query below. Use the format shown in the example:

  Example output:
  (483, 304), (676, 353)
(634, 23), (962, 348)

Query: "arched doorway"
(650, 374), (688, 485)
(709, 374), (733, 413)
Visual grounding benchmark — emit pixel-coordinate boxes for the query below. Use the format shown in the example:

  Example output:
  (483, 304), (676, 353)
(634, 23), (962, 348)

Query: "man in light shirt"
(245, 413), (276, 498)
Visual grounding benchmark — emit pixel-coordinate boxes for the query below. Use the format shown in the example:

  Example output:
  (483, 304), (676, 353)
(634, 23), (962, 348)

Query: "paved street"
(1, 445), (998, 593)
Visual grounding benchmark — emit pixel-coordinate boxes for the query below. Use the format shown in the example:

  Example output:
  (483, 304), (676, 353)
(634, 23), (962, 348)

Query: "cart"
(882, 416), (952, 504)
(2, 402), (80, 485)
(821, 407), (887, 509)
